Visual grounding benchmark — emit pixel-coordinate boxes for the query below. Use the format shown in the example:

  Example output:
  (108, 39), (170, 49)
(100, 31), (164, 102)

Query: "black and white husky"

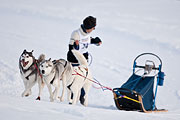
(19, 50), (45, 100)
(39, 58), (73, 102)
(67, 50), (92, 106)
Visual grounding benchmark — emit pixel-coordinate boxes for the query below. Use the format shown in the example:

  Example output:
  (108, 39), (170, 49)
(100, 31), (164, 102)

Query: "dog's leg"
(36, 78), (45, 100)
(69, 81), (78, 105)
(66, 74), (74, 104)
(53, 81), (60, 101)
(59, 76), (66, 102)
(53, 87), (59, 101)
(81, 80), (92, 106)
(67, 87), (73, 104)
(77, 90), (81, 104)
(70, 77), (83, 105)
(21, 79), (28, 97)
(71, 88), (79, 105)
(22, 78), (31, 97)
(22, 79), (36, 97)
(45, 81), (54, 102)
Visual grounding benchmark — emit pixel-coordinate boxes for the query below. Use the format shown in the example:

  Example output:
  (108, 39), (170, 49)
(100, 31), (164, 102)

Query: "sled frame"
(113, 91), (168, 113)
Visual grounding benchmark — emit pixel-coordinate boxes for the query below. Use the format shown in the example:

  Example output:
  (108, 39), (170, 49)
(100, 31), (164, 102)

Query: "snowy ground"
(0, 0), (180, 120)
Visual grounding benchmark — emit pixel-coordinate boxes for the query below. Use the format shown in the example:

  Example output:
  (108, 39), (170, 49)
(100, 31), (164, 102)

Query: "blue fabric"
(121, 73), (155, 110)
(71, 63), (80, 67)
(80, 88), (85, 105)
(73, 43), (79, 50)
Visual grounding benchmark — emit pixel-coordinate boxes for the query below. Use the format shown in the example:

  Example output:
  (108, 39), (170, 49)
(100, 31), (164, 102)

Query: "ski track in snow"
(0, 60), (23, 96)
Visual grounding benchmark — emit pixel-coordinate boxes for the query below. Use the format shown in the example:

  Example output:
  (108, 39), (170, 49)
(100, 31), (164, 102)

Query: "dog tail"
(38, 54), (45, 63)
(71, 50), (88, 67)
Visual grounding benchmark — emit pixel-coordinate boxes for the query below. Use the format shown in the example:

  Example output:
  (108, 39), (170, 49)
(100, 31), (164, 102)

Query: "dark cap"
(83, 16), (96, 30)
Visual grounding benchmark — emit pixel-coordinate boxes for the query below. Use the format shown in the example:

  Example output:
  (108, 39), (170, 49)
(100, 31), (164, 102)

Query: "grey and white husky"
(19, 49), (45, 100)
(39, 58), (73, 102)
(39, 50), (92, 106)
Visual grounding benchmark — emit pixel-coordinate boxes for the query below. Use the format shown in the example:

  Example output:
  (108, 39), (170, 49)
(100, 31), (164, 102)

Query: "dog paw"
(71, 101), (77, 105)
(36, 96), (41, 100)
(21, 92), (29, 97)
(68, 99), (73, 103)
(59, 97), (64, 102)
(83, 103), (88, 107)
(82, 100), (88, 107)
(25, 93), (30, 97)
(49, 96), (54, 102)
(29, 90), (32, 95)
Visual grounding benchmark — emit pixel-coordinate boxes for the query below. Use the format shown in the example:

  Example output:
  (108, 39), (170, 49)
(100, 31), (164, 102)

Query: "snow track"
(0, 60), (23, 96)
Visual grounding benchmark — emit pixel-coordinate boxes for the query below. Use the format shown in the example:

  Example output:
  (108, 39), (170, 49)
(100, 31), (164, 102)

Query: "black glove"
(91, 37), (102, 46)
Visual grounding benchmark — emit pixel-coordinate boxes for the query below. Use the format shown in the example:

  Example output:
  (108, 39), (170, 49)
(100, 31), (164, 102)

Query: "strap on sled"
(113, 88), (168, 113)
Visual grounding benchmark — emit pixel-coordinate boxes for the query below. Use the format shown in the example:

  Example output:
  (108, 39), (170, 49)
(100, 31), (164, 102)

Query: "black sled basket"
(113, 53), (167, 113)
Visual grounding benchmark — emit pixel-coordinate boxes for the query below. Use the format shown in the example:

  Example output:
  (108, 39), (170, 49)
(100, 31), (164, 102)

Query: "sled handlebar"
(134, 53), (162, 65)
(133, 53), (162, 72)
(135, 65), (159, 70)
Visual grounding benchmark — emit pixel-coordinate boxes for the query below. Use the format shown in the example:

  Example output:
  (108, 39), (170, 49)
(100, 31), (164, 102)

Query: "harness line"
(34, 61), (42, 78)
(72, 70), (113, 92)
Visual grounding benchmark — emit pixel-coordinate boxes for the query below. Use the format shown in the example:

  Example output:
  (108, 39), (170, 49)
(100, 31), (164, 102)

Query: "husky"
(19, 49), (45, 100)
(67, 50), (92, 106)
(39, 58), (73, 102)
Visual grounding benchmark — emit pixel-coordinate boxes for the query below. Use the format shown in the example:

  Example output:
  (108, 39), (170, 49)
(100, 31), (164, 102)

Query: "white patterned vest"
(77, 30), (91, 54)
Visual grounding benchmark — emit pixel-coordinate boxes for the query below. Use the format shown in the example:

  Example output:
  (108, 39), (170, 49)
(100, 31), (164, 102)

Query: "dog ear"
(23, 49), (27, 53)
(48, 58), (51, 61)
(29, 50), (33, 56)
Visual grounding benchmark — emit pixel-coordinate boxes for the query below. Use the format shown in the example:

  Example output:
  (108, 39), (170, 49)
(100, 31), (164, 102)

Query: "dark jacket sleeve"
(69, 43), (79, 51)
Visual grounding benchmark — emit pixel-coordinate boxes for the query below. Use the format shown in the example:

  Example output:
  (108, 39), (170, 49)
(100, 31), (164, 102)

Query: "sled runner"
(113, 53), (167, 113)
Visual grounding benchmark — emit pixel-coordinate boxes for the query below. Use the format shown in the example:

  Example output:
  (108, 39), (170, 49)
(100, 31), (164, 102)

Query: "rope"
(92, 84), (103, 89)
(72, 70), (113, 92)
(34, 62), (42, 78)
(88, 53), (93, 66)
(92, 77), (104, 90)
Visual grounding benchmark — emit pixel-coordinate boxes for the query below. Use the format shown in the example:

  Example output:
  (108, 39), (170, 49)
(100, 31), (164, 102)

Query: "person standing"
(67, 16), (102, 105)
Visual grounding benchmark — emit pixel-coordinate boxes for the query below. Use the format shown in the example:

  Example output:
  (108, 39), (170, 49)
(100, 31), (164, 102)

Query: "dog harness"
(49, 60), (68, 84)
(20, 59), (40, 80)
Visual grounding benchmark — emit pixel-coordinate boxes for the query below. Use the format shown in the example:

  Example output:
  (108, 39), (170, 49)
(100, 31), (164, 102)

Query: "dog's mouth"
(41, 70), (45, 74)
(21, 60), (29, 67)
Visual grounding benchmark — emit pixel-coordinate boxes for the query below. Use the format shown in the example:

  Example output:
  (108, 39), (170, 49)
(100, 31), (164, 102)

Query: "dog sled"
(113, 53), (167, 113)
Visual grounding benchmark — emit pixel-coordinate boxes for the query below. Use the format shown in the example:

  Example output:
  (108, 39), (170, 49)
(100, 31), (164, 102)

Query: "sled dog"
(39, 58), (73, 102)
(67, 50), (92, 106)
(19, 49), (45, 100)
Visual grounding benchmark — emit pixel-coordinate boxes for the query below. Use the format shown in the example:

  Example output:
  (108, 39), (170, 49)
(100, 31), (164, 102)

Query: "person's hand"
(94, 37), (102, 46)
(95, 42), (102, 46)
(75, 40), (79, 45)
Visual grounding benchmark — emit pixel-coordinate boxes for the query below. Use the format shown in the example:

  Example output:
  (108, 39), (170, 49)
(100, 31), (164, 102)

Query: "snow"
(0, 0), (180, 119)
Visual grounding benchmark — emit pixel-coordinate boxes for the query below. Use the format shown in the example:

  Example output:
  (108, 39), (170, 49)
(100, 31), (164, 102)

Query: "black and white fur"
(67, 50), (92, 106)
(19, 49), (45, 100)
(39, 58), (73, 102)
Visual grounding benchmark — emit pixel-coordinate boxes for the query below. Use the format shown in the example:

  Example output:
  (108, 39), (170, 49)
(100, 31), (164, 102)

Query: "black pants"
(67, 51), (88, 63)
